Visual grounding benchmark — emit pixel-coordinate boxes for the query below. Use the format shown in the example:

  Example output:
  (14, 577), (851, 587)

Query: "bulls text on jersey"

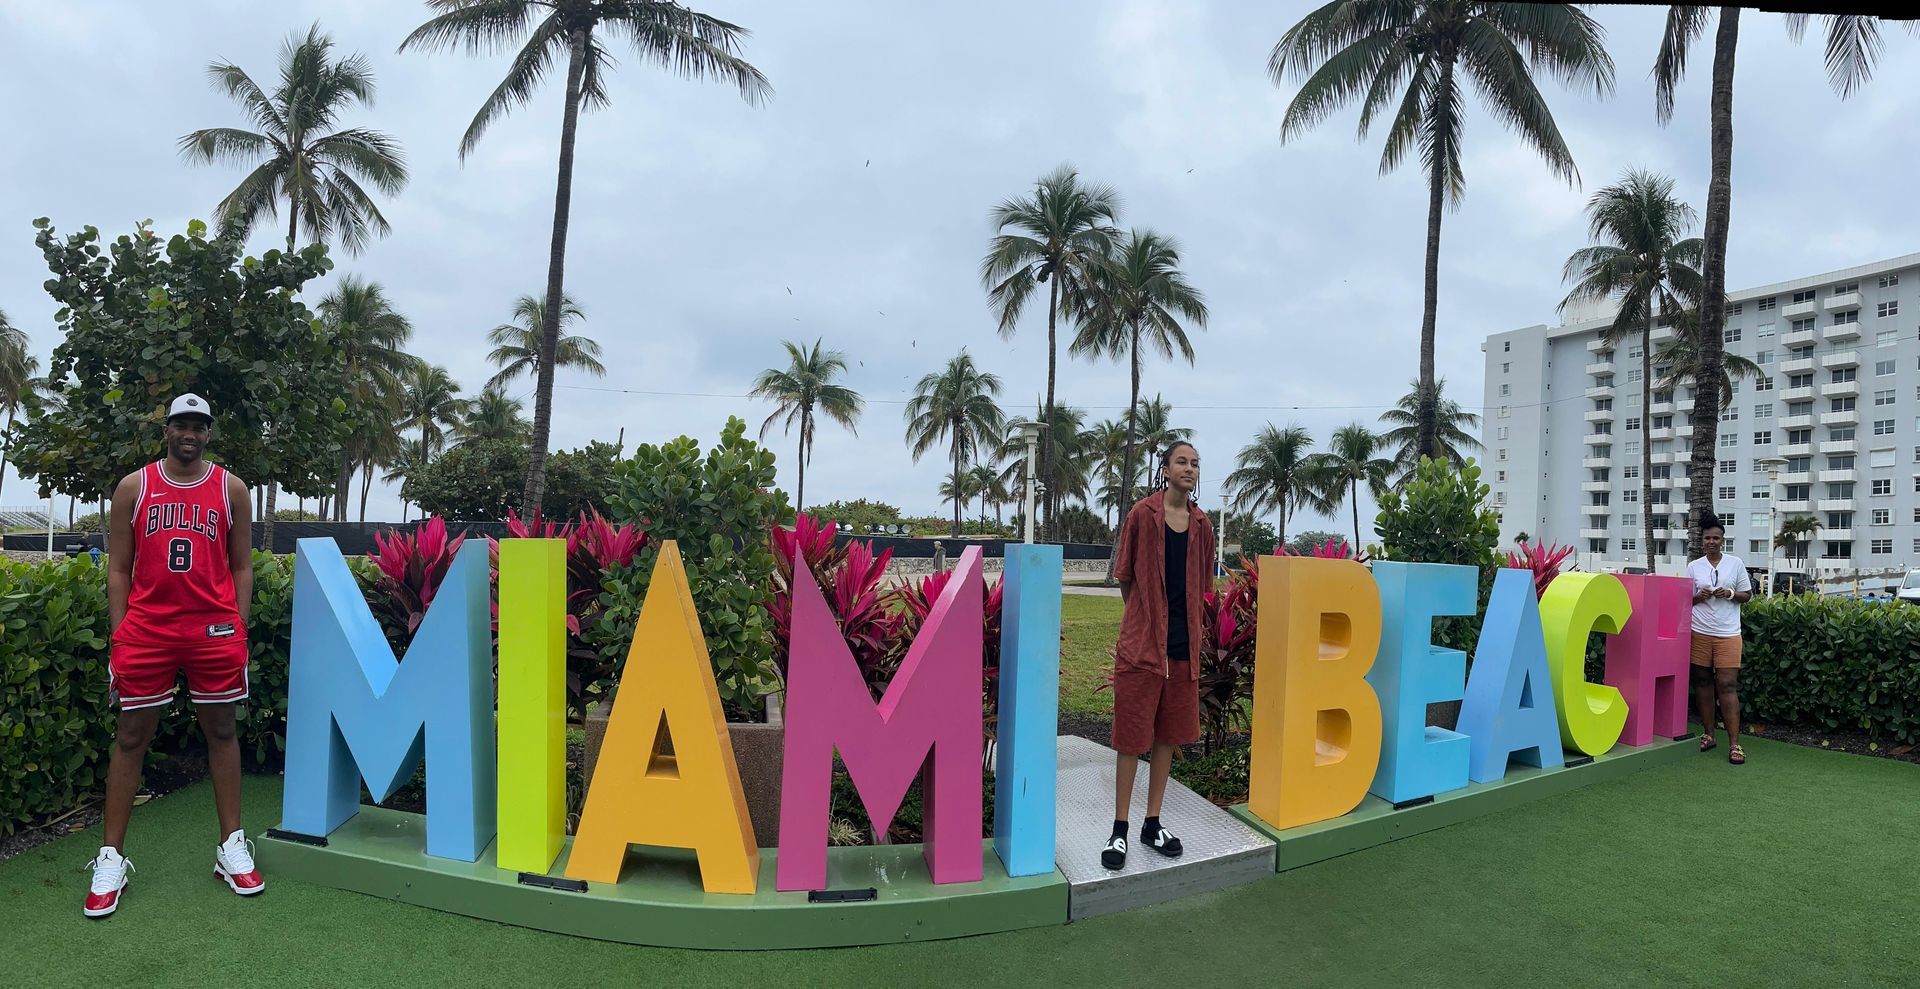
(145, 502), (223, 540)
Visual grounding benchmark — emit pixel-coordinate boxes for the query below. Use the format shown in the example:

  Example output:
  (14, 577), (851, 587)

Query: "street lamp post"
(1018, 421), (1043, 544)
(1757, 455), (1788, 596)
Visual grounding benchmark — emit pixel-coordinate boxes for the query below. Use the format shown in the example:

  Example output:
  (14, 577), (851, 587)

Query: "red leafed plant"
(1197, 555), (1260, 755)
(769, 514), (901, 697)
(1283, 537), (1369, 562)
(891, 565), (1006, 736)
(494, 508), (650, 714)
(1506, 538), (1574, 598)
(369, 516), (468, 650)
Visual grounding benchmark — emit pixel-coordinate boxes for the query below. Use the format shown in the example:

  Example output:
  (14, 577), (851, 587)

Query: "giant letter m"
(280, 538), (495, 861)
(776, 545), (984, 890)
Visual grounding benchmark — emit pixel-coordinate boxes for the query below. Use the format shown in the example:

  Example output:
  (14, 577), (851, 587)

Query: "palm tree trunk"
(951, 429), (963, 539)
(359, 459), (374, 523)
(1041, 276), (1060, 542)
(1689, 9), (1739, 561)
(521, 27), (592, 517)
(795, 416), (807, 514)
(1350, 479), (1362, 553)
(1277, 493), (1288, 550)
(1643, 316), (1655, 573)
(261, 486), (277, 552)
(0, 406), (13, 504)
(335, 447), (355, 522)
(1104, 322), (1144, 586)
(1415, 57), (1456, 461)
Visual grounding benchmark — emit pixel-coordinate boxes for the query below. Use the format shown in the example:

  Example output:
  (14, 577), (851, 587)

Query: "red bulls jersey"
(116, 461), (244, 647)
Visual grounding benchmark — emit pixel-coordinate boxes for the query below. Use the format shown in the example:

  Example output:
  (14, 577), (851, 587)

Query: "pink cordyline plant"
(1506, 539), (1574, 598)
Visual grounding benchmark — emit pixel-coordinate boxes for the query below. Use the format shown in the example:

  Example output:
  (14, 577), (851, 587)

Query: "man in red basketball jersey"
(84, 393), (263, 917)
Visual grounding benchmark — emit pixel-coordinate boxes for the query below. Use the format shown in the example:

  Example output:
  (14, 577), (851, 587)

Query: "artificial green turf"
(1058, 594), (1122, 717)
(5, 735), (1914, 987)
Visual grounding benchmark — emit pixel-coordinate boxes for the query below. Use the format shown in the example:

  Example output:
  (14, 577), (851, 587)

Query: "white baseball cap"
(167, 393), (214, 422)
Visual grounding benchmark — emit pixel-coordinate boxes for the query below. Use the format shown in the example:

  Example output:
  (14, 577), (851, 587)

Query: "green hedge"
(1, 553), (298, 836)
(1742, 595), (1920, 744)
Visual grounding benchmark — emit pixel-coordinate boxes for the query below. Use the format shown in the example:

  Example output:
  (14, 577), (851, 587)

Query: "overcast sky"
(3, 2), (1917, 536)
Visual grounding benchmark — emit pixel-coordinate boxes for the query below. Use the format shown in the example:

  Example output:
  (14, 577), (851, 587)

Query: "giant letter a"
(776, 546), (983, 891)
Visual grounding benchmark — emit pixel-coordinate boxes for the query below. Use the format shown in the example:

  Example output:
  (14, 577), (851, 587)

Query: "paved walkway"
(1062, 584), (1121, 597)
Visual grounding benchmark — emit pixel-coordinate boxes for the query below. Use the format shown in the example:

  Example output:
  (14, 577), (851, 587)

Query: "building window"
(1498, 448), (1508, 461)
(1877, 331), (1899, 351)
(1622, 513), (1639, 527)
(1874, 508), (1892, 525)
(1874, 419), (1897, 436)
(1624, 465), (1641, 479)
(1719, 485), (1736, 500)
(1622, 489), (1640, 503)
(1720, 460), (1737, 474)
(1830, 482), (1855, 499)
(1497, 426), (1510, 440)
(1831, 367), (1857, 383)
(1719, 512), (1737, 529)
(1499, 405), (1511, 418)
(1832, 397), (1857, 413)
(1755, 349), (1773, 365)
(1747, 512), (1765, 530)
(1620, 538), (1637, 552)
(1873, 479), (1893, 496)
(1791, 316), (1817, 335)
(1786, 484), (1811, 500)
(1872, 539), (1893, 554)
(1504, 340), (1511, 352)
(1760, 296), (1778, 311)
(1626, 417), (1641, 430)
(1720, 433), (1739, 449)
(1879, 301), (1900, 319)
(1757, 322), (1775, 337)
(1494, 491), (1506, 505)
(1754, 403), (1772, 419)
(1832, 426), (1857, 441)
(1824, 542), (1853, 559)
(1871, 449), (1895, 468)
(1875, 389), (1897, 406)
(1501, 362), (1510, 373)
(1752, 431), (1772, 446)
(1834, 310), (1860, 326)
(1831, 455), (1856, 470)
(1751, 486), (1770, 500)
(1627, 368), (1642, 382)
(1793, 289), (1818, 305)
(1833, 281), (1860, 295)
(1790, 373), (1814, 389)
(1755, 375), (1774, 392)
(1723, 326), (1742, 343)
(1624, 439), (1640, 455)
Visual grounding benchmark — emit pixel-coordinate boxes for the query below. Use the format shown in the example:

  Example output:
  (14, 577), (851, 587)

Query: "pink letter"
(775, 546), (983, 890)
(1604, 574), (1692, 746)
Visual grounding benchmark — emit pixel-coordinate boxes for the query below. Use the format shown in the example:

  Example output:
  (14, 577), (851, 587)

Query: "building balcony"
(1580, 527), (1611, 540)
(1823, 528), (1855, 542)
(1585, 433), (1614, 448)
(1650, 401), (1674, 415)
(1582, 503), (1611, 516)
(1655, 475), (1683, 489)
(1823, 380), (1860, 398)
(1826, 409), (1859, 426)
(1781, 469), (1811, 483)
(1783, 299), (1819, 318)
(1585, 385), (1616, 400)
(1822, 350), (1861, 368)
(1781, 356), (1818, 375)
(1784, 326), (1819, 347)
(1587, 336), (1610, 352)
(1584, 408), (1614, 422)
(1651, 325), (1676, 342)
(1649, 427), (1673, 441)
(1582, 456), (1612, 469)
(1777, 500), (1811, 513)
(1781, 414), (1814, 430)
(1826, 322), (1863, 343)
(1819, 439), (1857, 454)
(1782, 386), (1816, 402)
(1824, 291), (1862, 312)
(1675, 397), (1696, 412)
(1648, 451), (1672, 464)
(1817, 498), (1855, 512)
(1676, 424), (1694, 438)
(1819, 469), (1857, 483)
(1582, 480), (1611, 492)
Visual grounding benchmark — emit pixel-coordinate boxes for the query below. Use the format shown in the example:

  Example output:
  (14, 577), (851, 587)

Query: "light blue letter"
(993, 544), (1062, 877)
(280, 538), (496, 861)
(1367, 561), (1476, 803)
(1458, 569), (1566, 783)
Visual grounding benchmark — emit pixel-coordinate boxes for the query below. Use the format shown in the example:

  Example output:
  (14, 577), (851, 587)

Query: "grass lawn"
(1059, 594), (1121, 717)
(5, 735), (1914, 987)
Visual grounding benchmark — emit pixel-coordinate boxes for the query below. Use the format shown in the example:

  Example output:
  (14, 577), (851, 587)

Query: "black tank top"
(1165, 522), (1188, 660)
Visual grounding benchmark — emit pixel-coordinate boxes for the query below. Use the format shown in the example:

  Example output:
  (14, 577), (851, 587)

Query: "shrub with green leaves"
(596, 417), (793, 718)
(1741, 594), (1920, 743)
(1374, 457), (1501, 656)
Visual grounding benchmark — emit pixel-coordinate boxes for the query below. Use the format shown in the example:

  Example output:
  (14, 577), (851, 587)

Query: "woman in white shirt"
(1687, 519), (1750, 765)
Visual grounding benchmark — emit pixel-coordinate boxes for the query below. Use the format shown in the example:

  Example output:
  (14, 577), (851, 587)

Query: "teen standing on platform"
(1103, 442), (1214, 869)
(84, 394), (264, 917)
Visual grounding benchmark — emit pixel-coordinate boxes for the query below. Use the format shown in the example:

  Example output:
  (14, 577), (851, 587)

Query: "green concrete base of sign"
(258, 806), (1067, 949)
(1229, 736), (1694, 873)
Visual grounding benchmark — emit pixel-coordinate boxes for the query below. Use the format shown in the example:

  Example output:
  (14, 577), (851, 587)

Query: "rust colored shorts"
(1111, 658), (1199, 755)
(1689, 633), (1743, 669)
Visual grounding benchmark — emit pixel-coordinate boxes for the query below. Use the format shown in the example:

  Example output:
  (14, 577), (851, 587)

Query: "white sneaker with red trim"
(214, 829), (265, 895)
(83, 846), (133, 917)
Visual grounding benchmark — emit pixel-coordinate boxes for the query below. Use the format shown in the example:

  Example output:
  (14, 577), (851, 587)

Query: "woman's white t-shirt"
(1687, 554), (1750, 637)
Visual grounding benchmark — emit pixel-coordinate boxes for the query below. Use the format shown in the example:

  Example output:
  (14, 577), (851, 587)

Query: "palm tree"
(401, 0), (770, 517)
(1271, 2), (1613, 458)
(996, 403), (1091, 531)
(1128, 395), (1193, 489)
(1654, 10), (1911, 557)
(317, 276), (421, 520)
(965, 464), (1007, 528)
(1774, 514), (1820, 564)
(401, 364), (466, 465)
(1561, 169), (1704, 572)
(1303, 423), (1395, 553)
(454, 385), (534, 447)
(904, 350), (1005, 538)
(1378, 378), (1482, 482)
(1652, 310), (1762, 410)
(0, 312), (37, 507)
(1071, 230), (1208, 530)
(483, 293), (605, 391)
(1224, 424), (1315, 547)
(382, 446), (426, 523)
(748, 338), (863, 512)
(982, 165), (1120, 539)
(357, 405), (407, 523)
(1083, 418), (1130, 527)
(179, 24), (407, 255)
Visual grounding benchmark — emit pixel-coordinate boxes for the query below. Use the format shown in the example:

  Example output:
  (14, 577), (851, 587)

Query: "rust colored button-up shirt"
(1112, 491), (1214, 679)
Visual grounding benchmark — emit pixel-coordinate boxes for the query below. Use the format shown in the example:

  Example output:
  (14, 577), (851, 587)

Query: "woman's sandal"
(1699, 733), (1717, 753)
(1728, 743), (1745, 765)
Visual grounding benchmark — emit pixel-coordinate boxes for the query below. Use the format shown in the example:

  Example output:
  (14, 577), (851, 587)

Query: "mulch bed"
(1744, 722), (1919, 764)
(0, 752), (208, 863)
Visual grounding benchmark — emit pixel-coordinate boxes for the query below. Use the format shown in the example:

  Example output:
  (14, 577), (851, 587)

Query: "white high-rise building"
(1483, 251), (1920, 580)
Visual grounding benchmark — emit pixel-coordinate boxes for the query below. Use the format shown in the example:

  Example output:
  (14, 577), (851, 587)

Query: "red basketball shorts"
(109, 638), (250, 710)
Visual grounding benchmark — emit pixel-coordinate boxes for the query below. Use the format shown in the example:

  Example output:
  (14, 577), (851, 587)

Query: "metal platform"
(1053, 734), (1275, 921)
